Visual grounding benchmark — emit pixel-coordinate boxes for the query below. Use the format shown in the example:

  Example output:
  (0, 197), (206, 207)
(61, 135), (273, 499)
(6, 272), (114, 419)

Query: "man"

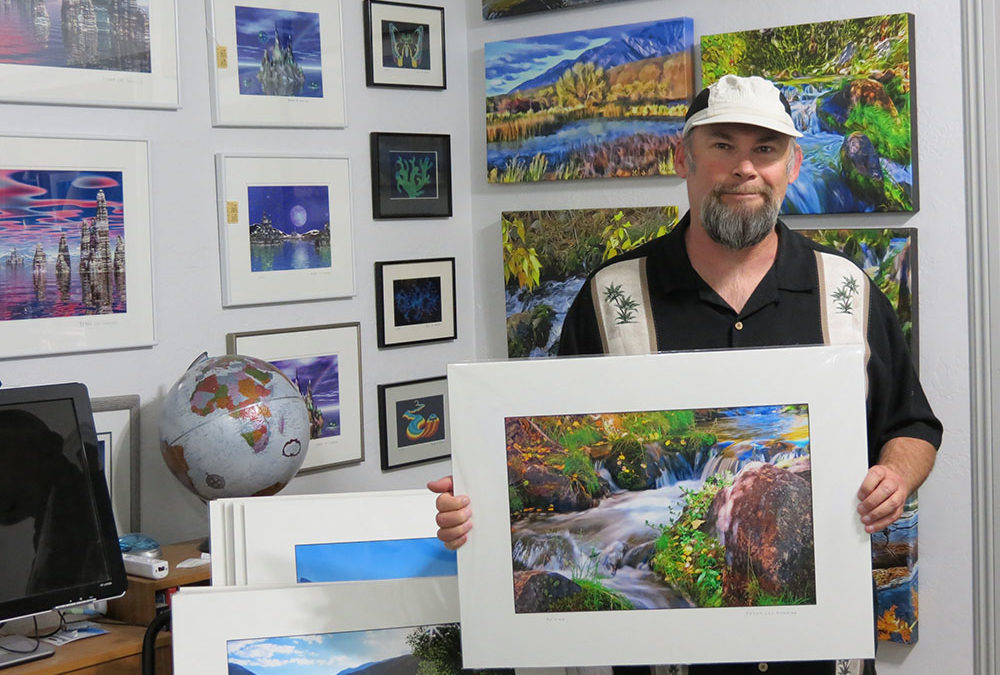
(431, 75), (941, 674)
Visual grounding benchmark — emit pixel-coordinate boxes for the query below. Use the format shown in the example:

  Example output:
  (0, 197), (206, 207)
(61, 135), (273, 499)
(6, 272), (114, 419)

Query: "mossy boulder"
(506, 304), (555, 357)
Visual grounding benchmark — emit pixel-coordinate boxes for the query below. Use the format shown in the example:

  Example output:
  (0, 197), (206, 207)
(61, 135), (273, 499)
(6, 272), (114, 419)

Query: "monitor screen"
(0, 383), (127, 623)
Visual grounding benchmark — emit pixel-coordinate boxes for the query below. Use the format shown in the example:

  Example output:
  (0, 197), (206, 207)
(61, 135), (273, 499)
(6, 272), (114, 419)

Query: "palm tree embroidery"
(831, 274), (861, 314)
(604, 282), (639, 324)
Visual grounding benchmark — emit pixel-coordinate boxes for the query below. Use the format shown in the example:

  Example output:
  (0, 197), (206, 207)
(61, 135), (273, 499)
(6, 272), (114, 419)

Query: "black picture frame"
(377, 375), (451, 470)
(370, 132), (453, 219)
(375, 257), (457, 347)
(364, 0), (446, 89)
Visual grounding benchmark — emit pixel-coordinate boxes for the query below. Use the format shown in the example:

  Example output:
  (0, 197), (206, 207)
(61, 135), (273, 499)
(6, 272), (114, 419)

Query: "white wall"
(0, 0), (473, 542)
(466, 1), (972, 673)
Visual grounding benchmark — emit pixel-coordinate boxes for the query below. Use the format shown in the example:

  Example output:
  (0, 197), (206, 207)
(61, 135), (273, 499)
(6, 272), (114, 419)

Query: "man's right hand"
(427, 476), (473, 550)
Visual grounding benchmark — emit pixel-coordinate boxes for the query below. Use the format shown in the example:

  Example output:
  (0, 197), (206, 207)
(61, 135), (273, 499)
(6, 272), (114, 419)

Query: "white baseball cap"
(683, 75), (803, 138)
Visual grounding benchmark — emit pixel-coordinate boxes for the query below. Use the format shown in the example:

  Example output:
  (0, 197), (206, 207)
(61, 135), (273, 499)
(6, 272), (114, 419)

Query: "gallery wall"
(465, 0), (971, 673)
(0, 0), (473, 542)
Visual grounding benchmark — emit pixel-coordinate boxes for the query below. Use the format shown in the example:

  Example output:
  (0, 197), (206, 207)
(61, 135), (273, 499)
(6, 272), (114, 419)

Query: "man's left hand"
(856, 464), (908, 533)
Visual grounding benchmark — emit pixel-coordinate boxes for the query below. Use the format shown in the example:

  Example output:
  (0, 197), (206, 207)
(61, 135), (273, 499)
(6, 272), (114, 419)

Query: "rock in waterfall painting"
(701, 14), (917, 214)
(0, 170), (127, 321)
(485, 18), (693, 183)
(234, 5), (323, 98)
(247, 185), (331, 272)
(226, 623), (507, 675)
(0, 0), (151, 72)
(503, 206), (678, 358)
(506, 405), (817, 612)
(268, 354), (341, 440)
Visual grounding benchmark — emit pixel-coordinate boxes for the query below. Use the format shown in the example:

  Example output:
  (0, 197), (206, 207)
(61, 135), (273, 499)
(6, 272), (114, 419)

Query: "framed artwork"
(503, 207), (678, 357)
(370, 133), (452, 218)
(0, 0), (178, 108)
(91, 395), (141, 533)
(208, 489), (451, 585)
(0, 136), (154, 359)
(364, 0), (446, 89)
(378, 376), (450, 469)
(374, 258), (456, 348)
(448, 345), (874, 667)
(171, 577), (463, 672)
(215, 154), (354, 306)
(226, 322), (363, 472)
(485, 18), (693, 183)
(205, 0), (346, 127)
(701, 14), (917, 214)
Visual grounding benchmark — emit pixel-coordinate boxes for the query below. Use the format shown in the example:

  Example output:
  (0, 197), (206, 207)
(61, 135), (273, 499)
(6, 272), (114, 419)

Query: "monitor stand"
(0, 635), (55, 669)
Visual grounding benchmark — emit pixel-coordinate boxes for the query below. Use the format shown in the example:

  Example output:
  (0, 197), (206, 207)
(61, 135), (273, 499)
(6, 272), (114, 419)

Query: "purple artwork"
(270, 354), (341, 439)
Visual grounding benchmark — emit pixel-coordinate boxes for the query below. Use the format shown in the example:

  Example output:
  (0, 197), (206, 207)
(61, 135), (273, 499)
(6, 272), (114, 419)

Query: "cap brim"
(684, 110), (803, 138)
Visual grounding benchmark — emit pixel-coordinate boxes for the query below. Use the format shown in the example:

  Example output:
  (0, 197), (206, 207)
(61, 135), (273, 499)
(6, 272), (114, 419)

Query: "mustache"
(711, 185), (772, 197)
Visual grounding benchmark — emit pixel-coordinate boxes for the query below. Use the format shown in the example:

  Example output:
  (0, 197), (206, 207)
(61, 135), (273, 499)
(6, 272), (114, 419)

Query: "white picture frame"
(172, 577), (460, 672)
(0, 136), (155, 359)
(205, 0), (346, 127)
(208, 489), (443, 586)
(448, 345), (875, 668)
(91, 395), (141, 533)
(226, 322), (363, 472)
(0, 0), (179, 108)
(216, 154), (355, 306)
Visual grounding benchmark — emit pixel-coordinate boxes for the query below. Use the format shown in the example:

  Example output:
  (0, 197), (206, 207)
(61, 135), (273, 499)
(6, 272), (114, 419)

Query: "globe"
(159, 353), (310, 500)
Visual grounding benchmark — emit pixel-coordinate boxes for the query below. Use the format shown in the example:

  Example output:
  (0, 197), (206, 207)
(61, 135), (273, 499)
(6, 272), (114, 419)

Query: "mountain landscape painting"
(482, 0), (622, 21)
(505, 405), (817, 613)
(227, 623), (509, 674)
(701, 14), (916, 214)
(485, 18), (693, 183)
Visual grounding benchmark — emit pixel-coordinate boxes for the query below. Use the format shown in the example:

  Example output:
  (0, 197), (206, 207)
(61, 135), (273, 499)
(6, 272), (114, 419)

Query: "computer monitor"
(0, 383), (127, 625)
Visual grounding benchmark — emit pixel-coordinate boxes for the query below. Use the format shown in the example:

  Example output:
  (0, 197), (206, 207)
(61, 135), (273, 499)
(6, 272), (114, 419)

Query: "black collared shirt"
(559, 211), (942, 465)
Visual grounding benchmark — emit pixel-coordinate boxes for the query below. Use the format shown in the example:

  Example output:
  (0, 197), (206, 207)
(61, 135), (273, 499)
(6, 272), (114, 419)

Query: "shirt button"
(757, 665), (768, 672)
(735, 321), (744, 331)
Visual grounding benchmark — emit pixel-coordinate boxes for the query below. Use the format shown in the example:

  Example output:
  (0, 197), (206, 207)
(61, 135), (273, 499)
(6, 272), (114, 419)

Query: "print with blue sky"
(269, 354), (341, 440)
(247, 185), (331, 272)
(235, 5), (323, 97)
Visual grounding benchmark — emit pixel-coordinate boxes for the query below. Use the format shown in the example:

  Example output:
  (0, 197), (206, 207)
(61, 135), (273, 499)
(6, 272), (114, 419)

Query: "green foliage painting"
(502, 206), (678, 358)
(701, 14), (917, 214)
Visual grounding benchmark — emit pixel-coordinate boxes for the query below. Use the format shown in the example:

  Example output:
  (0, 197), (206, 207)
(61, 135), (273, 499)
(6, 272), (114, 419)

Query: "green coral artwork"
(392, 152), (437, 199)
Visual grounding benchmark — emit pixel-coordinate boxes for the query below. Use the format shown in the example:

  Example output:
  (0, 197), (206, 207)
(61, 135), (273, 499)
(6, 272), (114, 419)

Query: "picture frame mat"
(379, 376), (450, 468)
(209, 489), (440, 586)
(0, 136), (154, 358)
(377, 258), (455, 346)
(216, 154), (355, 306)
(366, 0), (445, 88)
(448, 345), (874, 667)
(91, 395), (141, 533)
(0, 0), (179, 108)
(171, 576), (459, 671)
(227, 323), (363, 471)
(206, 0), (346, 127)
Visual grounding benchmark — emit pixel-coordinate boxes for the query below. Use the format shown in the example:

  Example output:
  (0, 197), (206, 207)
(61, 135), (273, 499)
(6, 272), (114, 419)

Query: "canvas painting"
(269, 355), (341, 440)
(246, 185), (331, 272)
(503, 206), (678, 357)
(234, 5), (323, 98)
(506, 405), (815, 613)
(483, 0), (622, 21)
(485, 18), (693, 183)
(701, 14), (917, 214)
(0, 170), (127, 321)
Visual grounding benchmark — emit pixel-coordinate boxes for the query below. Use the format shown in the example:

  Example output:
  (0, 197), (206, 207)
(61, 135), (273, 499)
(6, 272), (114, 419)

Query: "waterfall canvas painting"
(506, 405), (817, 613)
(449, 346), (874, 667)
(485, 18), (694, 183)
(503, 206), (678, 358)
(701, 14), (917, 215)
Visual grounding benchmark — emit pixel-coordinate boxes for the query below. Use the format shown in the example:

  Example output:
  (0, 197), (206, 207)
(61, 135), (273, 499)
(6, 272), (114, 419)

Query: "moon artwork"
(246, 185), (331, 273)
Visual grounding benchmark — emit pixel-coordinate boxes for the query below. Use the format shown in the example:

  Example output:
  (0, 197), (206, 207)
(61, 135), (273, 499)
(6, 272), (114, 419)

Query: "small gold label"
(216, 46), (228, 69)
(226, 201), (239, 223)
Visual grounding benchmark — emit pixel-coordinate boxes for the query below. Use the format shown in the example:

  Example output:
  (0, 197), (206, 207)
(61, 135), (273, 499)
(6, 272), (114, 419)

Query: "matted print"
(0, 136), (153, 358)
(701, 14), (917, 214)
(226, 322), (362, 472)
(91, 395), (141, 533)
(370, 133), (452, 218)
(0, 0), (178, 108)
(503, 206), (678, 357)
(485, 18), (693, 183)
(206, 0), (345, 127)
(216, 154), (354, 306)
(375, 258), (456, 347)
(378, 376), (450, 469)
(448, 346), (874, 667)
(364, 0), (445, 89)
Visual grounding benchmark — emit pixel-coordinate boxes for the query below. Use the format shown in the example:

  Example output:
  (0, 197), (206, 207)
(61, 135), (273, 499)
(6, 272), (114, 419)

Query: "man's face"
(676, 123), (802, 250)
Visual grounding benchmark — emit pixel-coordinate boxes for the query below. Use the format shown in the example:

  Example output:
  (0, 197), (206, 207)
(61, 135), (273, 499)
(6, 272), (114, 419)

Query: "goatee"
(700, 185), (780, 251)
